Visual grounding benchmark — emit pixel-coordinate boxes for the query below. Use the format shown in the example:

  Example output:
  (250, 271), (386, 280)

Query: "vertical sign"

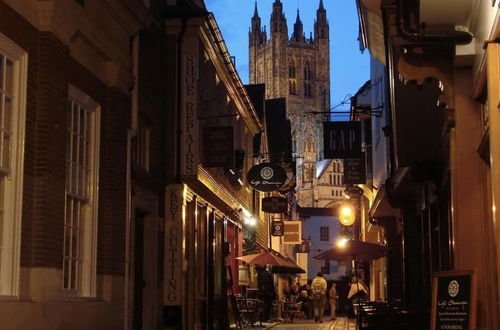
(164, 184), (184, 305)
(181, 47), (198, 177)
(323, 121), (362, 159)
(283, 221), (302, 244)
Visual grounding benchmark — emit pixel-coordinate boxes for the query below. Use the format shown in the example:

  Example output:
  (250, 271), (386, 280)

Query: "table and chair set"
(354, 300), (414, 329)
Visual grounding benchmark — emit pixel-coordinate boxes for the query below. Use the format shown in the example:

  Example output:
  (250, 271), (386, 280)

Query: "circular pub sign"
(247, 162), (287, 192)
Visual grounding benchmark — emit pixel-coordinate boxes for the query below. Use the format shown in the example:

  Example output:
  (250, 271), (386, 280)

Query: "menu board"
(431, 270), (477, 330)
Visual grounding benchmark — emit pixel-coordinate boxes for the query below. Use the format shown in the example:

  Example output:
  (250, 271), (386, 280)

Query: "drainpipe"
(396, 0), (472, 45)
(124, 34), (140, 330)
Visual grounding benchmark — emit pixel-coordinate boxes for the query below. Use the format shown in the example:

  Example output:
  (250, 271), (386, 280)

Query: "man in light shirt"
(311, 272), (327, 323)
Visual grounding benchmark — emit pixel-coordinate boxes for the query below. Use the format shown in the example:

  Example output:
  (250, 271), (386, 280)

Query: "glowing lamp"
(339, 205), (355, 226)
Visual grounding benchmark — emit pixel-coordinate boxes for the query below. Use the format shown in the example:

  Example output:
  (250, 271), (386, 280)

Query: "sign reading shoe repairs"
(247, 163), (287, 192)
(181, 44), (198, 178)
(323, 121), (362, 159)
(164, 184), (185, 306)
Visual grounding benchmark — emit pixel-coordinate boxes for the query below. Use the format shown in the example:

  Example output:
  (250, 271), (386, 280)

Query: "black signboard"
(344, 154), (366, 184)
(262, 197), (288, 213)
(203, 127), (234, 168)
(431, 270), (477, 330)
(247, 163), (287, 192)
(271, 221), (284, 236)
(323, 121), (362, 159)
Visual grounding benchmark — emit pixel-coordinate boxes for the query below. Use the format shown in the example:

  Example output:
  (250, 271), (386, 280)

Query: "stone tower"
(249, 0), (331, 207)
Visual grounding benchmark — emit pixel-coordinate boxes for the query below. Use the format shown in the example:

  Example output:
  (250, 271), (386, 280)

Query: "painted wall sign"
(344, 154), (366, 184)
(323, 121), (362, 159)
(164, 184), (185, 306)
(262, 196), (288, 213)
(181, 52), (198, 177)
(283, 221), (302, 244)
(203, 127), (234, 168)
(431, 270), (477, 330)
(247, 163), (287, 192)
(271, 221), (284, 236)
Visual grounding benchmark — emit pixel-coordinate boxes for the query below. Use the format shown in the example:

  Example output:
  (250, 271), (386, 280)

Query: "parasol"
(313, 239), (388, 327)
(237, 249), (305, 274)
(313, 239), (389, 262)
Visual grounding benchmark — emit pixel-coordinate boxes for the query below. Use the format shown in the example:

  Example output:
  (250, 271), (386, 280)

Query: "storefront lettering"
(182, 54), (197, 176)
(165, 185), (183, 305)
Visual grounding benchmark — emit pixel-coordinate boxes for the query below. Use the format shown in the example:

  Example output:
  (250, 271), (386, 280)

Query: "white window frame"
(63, 85), (100, 297)
(0, 33), (27, 297)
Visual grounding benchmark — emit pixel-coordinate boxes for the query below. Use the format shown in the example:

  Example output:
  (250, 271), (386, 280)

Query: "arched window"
(304, 61), (312, 97)
(289, 59), (296, 78)
(289, 59), (297, 95)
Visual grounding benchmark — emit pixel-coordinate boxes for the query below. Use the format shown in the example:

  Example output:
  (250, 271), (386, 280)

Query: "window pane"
(5, 60), (13, 95)
(0, 55), (4, 90)
(2, 132), (10, 171)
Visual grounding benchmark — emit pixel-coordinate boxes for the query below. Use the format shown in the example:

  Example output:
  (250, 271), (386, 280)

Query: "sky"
(204, 0), (370, 117)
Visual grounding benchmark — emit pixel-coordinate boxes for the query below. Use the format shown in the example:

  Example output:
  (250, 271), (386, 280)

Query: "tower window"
(289, 59), (296, 78)
(304, 61), (313, 97)
(289, 59), (297, 95)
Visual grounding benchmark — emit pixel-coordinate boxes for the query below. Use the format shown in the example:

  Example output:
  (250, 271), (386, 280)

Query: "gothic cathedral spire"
(270, 0), (287, 34)
(315, 0), (329, 40)
(292, 9), (303, 42)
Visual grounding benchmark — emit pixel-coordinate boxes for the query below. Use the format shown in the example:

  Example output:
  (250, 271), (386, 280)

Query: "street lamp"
(339, 204), (355, 226)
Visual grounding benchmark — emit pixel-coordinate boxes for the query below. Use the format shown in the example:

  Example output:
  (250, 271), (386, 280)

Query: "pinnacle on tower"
(251, 0), (261, 33)
(253, 1), (258, 18)
(293, 8), (304, 42)
(270, 0), (287, 34)
(315, 0), (328, 39)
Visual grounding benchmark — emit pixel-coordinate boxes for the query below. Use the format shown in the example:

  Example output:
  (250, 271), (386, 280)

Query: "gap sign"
(323, 121), (362, 159)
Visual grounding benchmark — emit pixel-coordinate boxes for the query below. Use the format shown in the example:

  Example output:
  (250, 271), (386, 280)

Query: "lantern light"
(339, 205), (355, 226)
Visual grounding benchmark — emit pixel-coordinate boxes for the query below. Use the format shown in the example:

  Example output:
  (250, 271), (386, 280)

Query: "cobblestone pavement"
(235, 316), (357, 330)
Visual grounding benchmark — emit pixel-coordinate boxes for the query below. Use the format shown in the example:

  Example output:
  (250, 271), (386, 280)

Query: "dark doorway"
(134, 210), (147, 330)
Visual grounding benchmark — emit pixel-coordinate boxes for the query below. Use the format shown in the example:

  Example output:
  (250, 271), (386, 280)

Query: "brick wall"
(1, 1), (131, 275)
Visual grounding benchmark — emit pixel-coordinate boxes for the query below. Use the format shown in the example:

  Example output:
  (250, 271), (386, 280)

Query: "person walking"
(257, 265), (275, 323)
(328, 282), (338, 320)
(311, 272), (327, 323)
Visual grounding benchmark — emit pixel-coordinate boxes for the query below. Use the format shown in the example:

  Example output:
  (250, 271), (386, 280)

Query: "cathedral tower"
(249, 0), (331, 207)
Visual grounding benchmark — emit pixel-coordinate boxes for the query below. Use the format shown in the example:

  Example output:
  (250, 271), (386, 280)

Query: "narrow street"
(237, 317), (357, 330)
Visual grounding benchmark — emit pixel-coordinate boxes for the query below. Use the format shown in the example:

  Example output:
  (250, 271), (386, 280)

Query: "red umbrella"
(313, 240), (388, 327)
(237, 250), (305, 274)
(313, 239), (389, 262)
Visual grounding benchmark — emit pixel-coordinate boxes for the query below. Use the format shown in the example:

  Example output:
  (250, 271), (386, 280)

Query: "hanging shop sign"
(431, 270), (477, 330)
(323, 121), (362, 159)
(262, 196), (288, 213)
(283, 221), (302, 244)
(271, 221), (285, 236)
(247, 163), (287, 192)
(203, 127), (234, 168)
(164, 184), (185, 306)
(344, 154), (366, 184)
